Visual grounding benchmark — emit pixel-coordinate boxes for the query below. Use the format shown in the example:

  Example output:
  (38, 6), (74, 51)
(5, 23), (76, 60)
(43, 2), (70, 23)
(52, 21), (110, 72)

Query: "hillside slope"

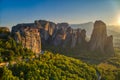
(0, 51), (98, 80)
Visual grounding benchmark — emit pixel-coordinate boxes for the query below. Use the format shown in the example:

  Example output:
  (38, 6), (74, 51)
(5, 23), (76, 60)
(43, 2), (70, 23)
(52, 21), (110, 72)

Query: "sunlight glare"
(118, 15), (120, 25)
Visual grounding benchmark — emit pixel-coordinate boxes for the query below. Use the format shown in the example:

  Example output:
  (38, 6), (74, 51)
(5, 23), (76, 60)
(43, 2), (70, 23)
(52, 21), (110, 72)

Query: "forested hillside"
(0, 51), (98, 80)
(0, 38), (34, 63)
(0, 37), (120, 80)
(0, 26), (120, 80)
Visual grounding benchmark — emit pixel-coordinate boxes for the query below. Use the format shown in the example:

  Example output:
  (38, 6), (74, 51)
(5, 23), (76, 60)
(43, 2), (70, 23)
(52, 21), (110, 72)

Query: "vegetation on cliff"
(0, 38), (34, 62)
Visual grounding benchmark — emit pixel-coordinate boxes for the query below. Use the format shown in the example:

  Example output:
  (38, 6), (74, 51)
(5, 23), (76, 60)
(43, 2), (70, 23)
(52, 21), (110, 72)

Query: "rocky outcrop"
(37, 20), (56, 45)
(70, 29), (87, 48)
(89, 20), (114, 54)
(62, 27), (73, 47)
(0, 27), (10, 32)
(53, 23), (69, 46)
(71, 33), (77, 48)
(53, 28), (66, 46)
(12, 24), (41, 54)
(52, 23), (87, 48)
(105, 35), (114, 55)
(76, 29), (86, 45)
(56, 23), (69, 30)
(11, 20), (114, 55)
(0, 27), (10, 38)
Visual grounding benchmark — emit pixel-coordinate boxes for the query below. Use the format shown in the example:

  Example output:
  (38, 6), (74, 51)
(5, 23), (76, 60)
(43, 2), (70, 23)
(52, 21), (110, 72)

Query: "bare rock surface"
(12, 24), (41, 54)
(11, 20), (114, 55)
(89, 20), (114, 54)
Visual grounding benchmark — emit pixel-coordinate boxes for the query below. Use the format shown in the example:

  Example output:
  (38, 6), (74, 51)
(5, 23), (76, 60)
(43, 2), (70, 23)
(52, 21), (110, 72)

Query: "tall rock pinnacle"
(89, 20), (114, 54)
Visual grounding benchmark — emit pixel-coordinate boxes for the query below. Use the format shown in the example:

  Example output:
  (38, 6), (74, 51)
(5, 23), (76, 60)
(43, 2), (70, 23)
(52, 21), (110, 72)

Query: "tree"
(2, 67), (19, 80)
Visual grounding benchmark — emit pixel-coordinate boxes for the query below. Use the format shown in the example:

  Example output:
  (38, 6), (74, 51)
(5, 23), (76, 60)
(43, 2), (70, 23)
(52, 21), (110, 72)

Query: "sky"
(0, 0), (120, 28)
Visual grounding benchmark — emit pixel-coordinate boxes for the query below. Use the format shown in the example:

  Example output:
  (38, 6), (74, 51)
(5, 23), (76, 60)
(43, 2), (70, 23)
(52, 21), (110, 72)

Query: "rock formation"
(105, 35), (114, 55)
(62, 27), (73, 47)
(71, 33), (77, 48)
(11, 20), (114, 55)
(89, 20), (114, 54)
(53, 23), (69, 46)
(76, 29), (86, 45)
(12, 24), (41, 54)
(0, 27), (10, 39)
(37, 20), (56, 45)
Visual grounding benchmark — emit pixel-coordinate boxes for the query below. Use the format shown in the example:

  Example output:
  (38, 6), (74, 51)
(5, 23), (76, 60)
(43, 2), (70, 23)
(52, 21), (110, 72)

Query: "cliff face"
(53, 23), (69, 46)
(11, 20), (87, 53)
(89, 21), (107, 53)
(105, 35), (114, 55)
(35, 20), (56, 45)
(12, 24), (41, 54)
(11, 20), (114, 55)
(70, 28), (87, 48)
(89, 21), (114, 54)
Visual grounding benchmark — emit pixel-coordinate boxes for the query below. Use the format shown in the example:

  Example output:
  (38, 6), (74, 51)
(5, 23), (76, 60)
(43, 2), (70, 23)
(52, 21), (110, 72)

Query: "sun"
(118, 16), (120, 25)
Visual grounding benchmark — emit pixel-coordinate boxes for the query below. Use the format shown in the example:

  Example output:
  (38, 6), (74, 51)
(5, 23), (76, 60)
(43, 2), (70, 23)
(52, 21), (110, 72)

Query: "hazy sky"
(0, 0), (120, 28)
